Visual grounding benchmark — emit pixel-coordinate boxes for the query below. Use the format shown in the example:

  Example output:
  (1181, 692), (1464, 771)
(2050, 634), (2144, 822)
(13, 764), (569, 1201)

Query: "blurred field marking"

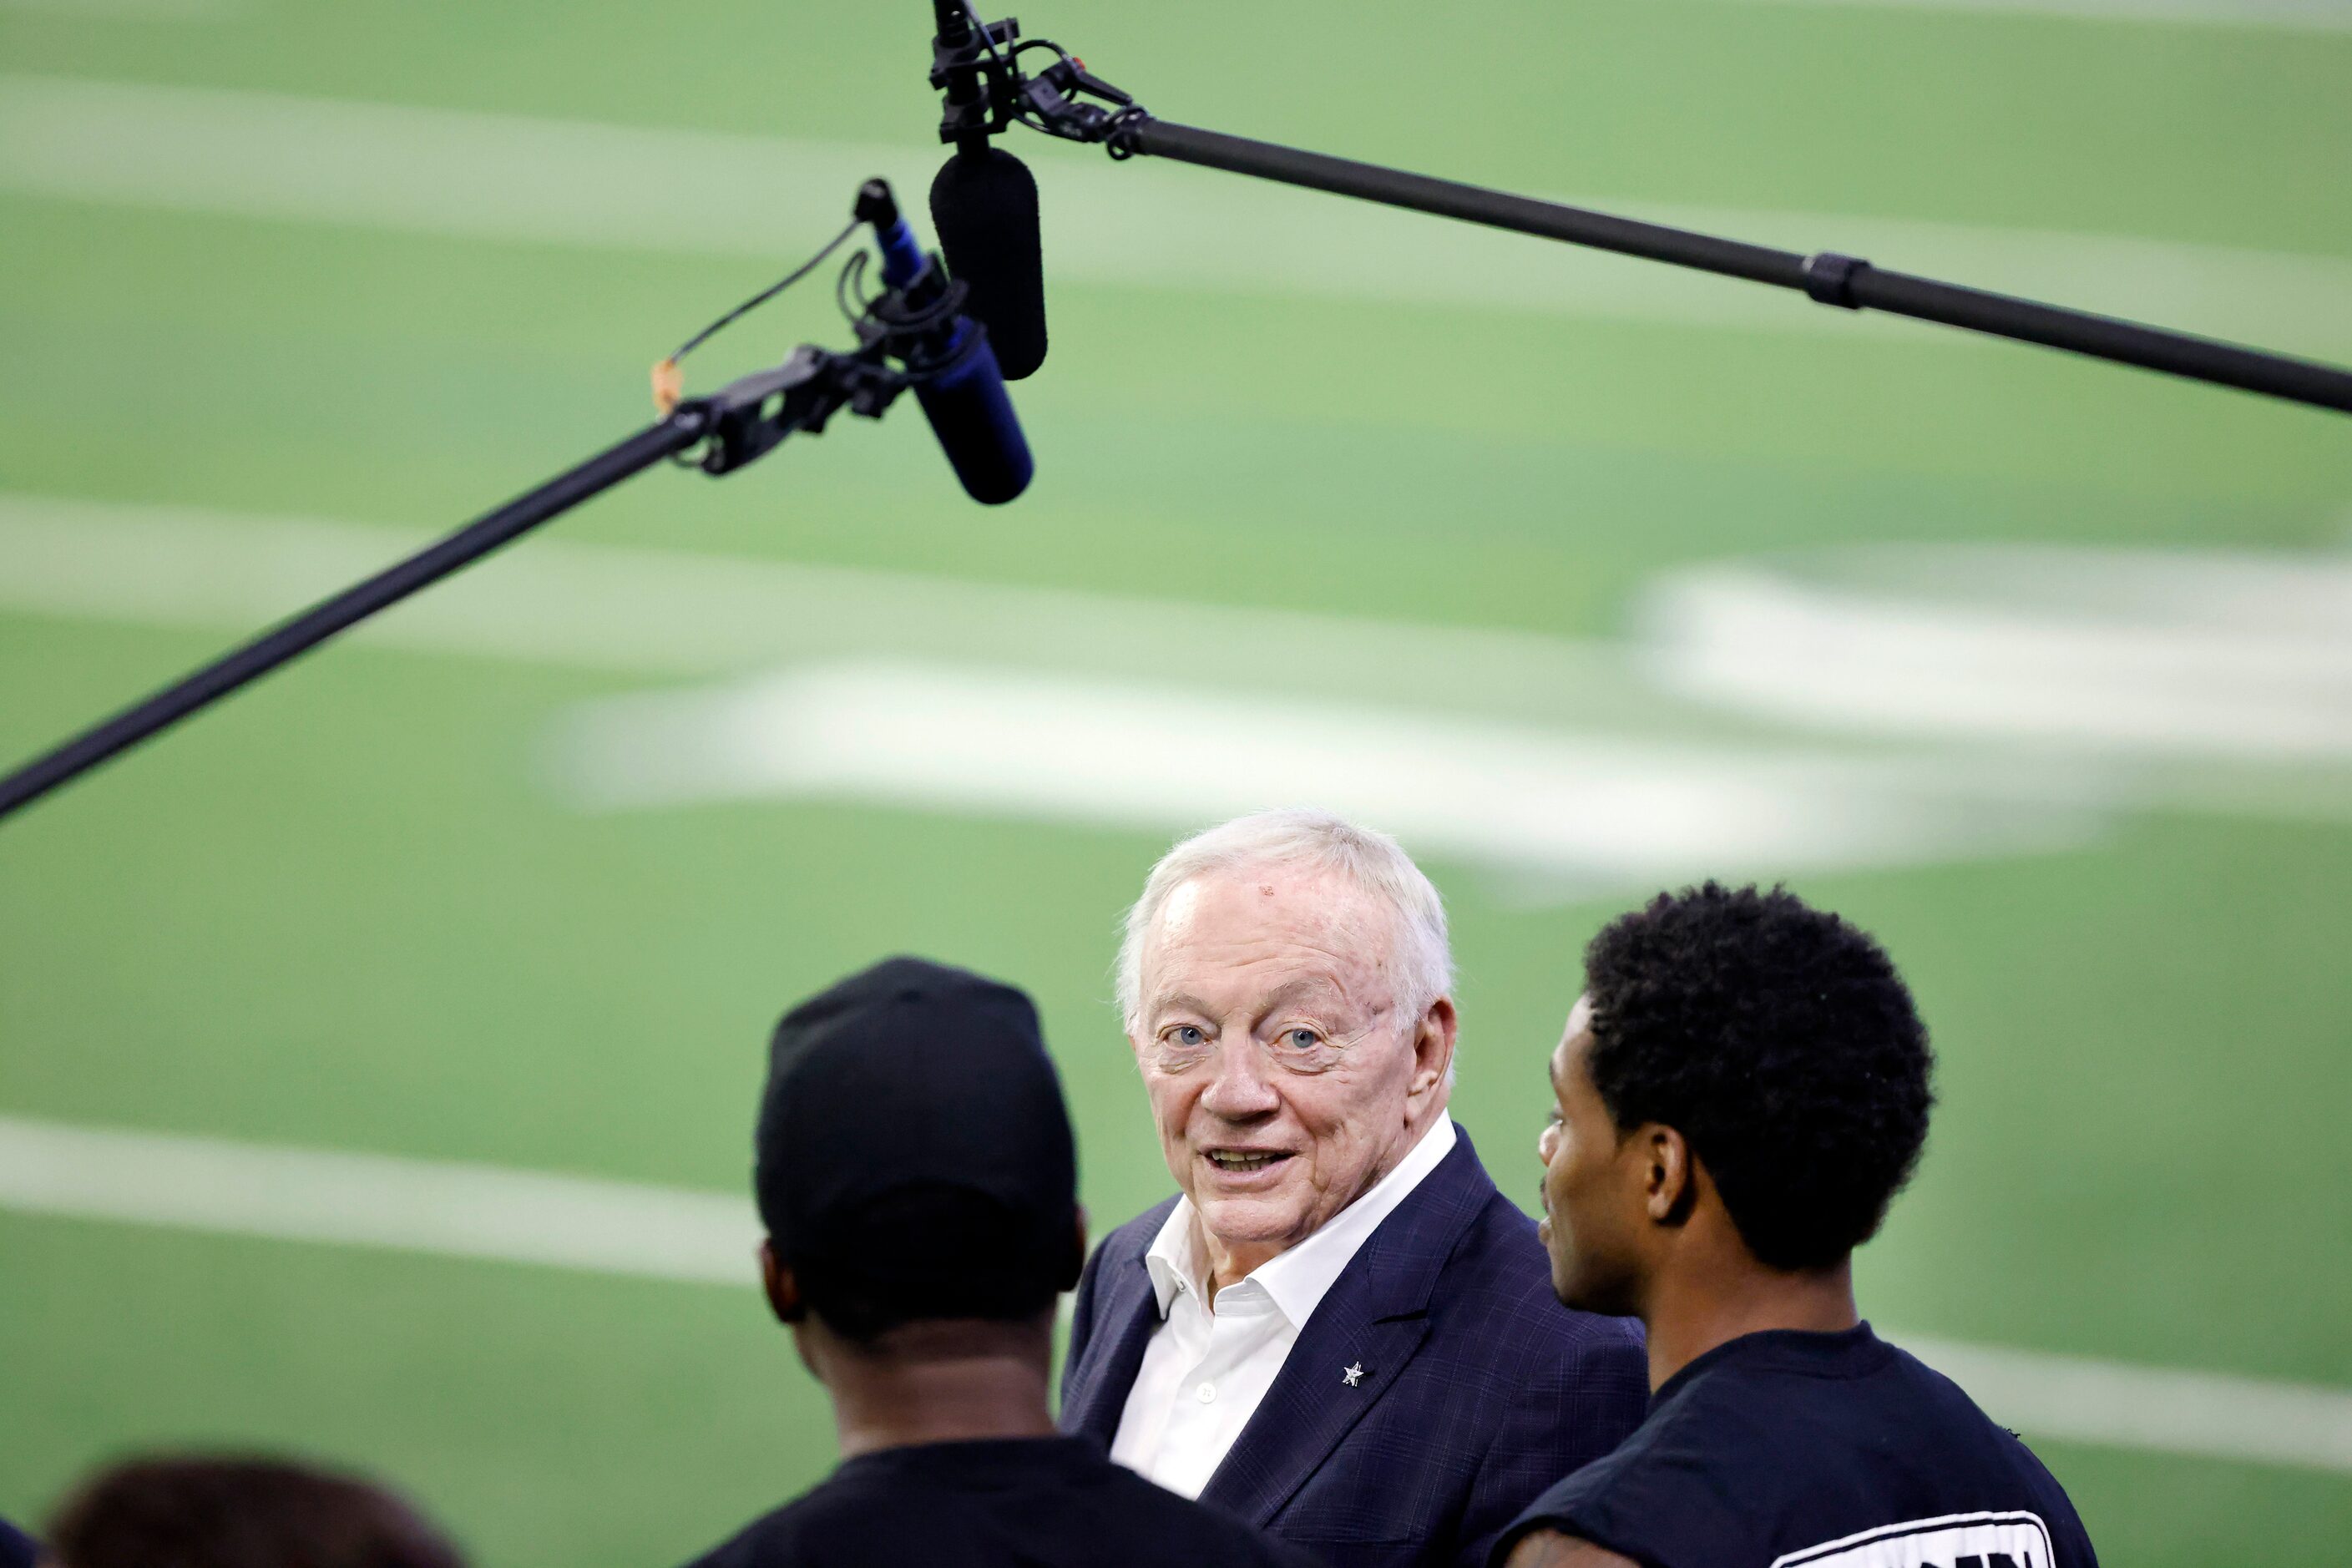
(0, 1112), (760, 1284)
(3, 1110), (2349, 1475)
(3, 76), (2349, 360)
(1726, 0), (2352, 28)
(549, 658), (2086, 886)
(1904, 1333), (2352, 1475)
(1645, 545), (2352, 760)
(0, 493), (2096, 886)
(6, 489), (2345, 842)
(8, 488), (2346, 762)
(0, 492), (1635, 717)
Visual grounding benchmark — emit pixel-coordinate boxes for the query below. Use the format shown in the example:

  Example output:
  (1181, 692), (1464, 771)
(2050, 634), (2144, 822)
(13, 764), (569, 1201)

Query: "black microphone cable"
(650, 216), (862, 414)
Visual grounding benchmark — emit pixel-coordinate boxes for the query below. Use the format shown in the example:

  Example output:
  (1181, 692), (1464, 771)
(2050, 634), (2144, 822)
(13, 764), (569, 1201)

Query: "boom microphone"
(925, 0), (1047, 380)
(930, 145), (1047, 380)
(858, 180), (1034, 504)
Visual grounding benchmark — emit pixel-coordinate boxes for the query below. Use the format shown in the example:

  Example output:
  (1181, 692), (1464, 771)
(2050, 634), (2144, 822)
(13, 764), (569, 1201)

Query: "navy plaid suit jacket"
(1060, 1128), (1648, 1568)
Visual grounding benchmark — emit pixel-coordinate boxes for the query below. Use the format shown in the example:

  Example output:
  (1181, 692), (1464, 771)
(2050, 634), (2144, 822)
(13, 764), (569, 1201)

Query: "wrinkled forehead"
(1142, 865), (1400, 1016)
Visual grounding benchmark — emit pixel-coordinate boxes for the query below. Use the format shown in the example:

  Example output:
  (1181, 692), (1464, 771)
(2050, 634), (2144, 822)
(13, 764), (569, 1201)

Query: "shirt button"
(1195, 1382), (1216, 1404)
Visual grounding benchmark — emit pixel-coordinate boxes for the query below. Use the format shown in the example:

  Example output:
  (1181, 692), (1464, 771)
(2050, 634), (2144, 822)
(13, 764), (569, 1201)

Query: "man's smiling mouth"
(1206, 1150), (1291, 1172)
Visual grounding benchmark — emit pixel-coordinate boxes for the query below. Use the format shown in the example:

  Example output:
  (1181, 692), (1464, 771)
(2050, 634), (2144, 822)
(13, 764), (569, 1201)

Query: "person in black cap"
(678, 955), (1323, 1568)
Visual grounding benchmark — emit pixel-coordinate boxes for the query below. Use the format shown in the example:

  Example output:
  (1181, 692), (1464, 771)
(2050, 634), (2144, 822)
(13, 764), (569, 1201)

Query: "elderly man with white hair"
(1061, 810), (1647, 1568)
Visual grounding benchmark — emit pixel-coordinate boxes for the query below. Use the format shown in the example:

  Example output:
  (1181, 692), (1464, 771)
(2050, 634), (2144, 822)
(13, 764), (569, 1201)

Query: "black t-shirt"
(1495, 1323), (2097, 1568)
(680, 1436), (1327, 1568)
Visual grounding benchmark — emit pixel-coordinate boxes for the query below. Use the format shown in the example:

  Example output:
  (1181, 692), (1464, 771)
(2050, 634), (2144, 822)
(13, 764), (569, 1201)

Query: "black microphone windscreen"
(930, 147), (1047, 382)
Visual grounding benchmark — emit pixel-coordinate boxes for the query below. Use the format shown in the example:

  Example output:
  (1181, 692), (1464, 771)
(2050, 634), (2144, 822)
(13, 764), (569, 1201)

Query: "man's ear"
(759, 1239), (806, 1325)
(1408, 996), (1459, 1100)
(1641, 1125), (1697, 1227)
(1058, 1206), (1089, 1292)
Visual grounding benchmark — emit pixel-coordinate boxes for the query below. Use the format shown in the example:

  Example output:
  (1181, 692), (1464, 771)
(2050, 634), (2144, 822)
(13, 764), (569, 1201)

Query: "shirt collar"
(1141, 1206), (1201, 1318)
(1140, 1114), (1457, 1328)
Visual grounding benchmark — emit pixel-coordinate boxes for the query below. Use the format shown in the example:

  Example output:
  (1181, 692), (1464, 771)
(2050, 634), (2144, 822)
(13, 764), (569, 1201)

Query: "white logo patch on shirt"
(1773, 1510), (2056, 1568)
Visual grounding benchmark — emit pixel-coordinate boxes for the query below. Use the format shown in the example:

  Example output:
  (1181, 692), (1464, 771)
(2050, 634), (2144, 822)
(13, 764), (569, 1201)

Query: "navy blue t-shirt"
(1494, 1323), (2097, 1568)
(680, 1435), (1323, 1568)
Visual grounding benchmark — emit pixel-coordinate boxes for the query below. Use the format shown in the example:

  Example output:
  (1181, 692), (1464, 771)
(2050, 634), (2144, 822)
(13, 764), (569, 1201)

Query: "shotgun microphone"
(926, 0), (1047, 380)
(931, 146), (1047, 380)
(858, 180), (1034, 505)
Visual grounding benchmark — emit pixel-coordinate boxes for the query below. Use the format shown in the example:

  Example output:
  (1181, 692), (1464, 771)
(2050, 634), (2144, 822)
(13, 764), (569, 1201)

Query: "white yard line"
(3, 76), (2349, 357)
(549, 657), (2086, 885)
(0, 1112), (758, 1284)
(11, 492), (2342, 767)
(7, 493), (2346, 843)
(1905, 1333), (2352, 1475)
(0, 492), (1628, 716)
(1643, 547), (2352, 760)
(12, 490), (2350, 868)
(1, 1110), (2346, 1474)
(8, 491), (2347, 872)
(0, 493), (2097, 888)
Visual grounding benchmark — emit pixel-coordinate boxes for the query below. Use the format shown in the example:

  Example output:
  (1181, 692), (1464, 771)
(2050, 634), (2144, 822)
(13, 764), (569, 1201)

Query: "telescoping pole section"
(1120, 118), (2352, 417)
(0, 413), (706, 825)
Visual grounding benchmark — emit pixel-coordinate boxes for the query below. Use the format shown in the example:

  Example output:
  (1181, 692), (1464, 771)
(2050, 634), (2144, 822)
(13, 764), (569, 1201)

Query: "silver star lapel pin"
(1342, 1362), (1365, 1387)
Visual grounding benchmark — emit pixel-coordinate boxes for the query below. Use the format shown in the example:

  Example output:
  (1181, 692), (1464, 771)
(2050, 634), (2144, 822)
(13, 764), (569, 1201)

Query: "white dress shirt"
(1107, 1115), (1459, 1499)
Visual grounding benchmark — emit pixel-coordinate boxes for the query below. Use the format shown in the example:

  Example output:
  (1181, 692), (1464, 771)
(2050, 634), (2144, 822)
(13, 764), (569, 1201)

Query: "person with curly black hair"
(1496, 883), (2097, 1568)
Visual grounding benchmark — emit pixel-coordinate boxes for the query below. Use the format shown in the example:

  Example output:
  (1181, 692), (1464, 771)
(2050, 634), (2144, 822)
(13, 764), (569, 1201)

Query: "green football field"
(3, 0), (2349, 1563)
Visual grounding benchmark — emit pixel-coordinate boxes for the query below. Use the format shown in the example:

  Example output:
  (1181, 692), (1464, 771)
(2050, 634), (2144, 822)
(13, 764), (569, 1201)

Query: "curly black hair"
(1583, 883), (1935, 1272)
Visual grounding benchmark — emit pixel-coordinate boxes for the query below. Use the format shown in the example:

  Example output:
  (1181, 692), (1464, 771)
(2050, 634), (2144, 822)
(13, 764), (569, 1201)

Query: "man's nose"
(1198, 1037), (1282, 1120)
(1537, 1121), (1560, 1166)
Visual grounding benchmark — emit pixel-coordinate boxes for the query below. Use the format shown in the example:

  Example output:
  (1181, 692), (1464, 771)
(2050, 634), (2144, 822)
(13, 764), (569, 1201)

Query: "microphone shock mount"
(928, 5), (1141, 150)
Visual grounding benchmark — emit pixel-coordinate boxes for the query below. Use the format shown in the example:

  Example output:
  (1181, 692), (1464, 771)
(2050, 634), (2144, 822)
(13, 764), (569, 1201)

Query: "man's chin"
(1191, 1190), (1308, 1249)
(1555, 1264), (1636, 1318)
(1549, 1265), (1586, 1311)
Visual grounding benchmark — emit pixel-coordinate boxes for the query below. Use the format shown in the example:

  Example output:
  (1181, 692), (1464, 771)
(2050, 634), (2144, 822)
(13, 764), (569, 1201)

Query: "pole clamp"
(1803, 250), (1872, 309)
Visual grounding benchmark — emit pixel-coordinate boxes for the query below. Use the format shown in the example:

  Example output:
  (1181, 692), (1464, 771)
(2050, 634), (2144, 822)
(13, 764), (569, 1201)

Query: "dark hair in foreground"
(45, 1454), (465, 1568)
(796, 1187), (1068, 1343)
(755, 957), (1083, 1345)
(1584, 883), (1935, 1271)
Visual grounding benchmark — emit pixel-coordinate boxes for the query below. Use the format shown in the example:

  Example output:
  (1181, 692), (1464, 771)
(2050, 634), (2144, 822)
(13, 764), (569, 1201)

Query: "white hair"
(1115, 807), (1454, 1035)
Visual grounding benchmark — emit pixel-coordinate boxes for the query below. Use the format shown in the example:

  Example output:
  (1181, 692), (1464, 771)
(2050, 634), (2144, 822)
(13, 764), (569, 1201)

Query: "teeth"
(1208, 1152), (1278, 1171)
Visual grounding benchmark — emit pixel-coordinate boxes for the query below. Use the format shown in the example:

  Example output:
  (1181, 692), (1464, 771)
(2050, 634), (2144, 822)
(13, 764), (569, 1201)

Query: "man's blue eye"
(1174, 1026), (1204, 1045)
(1287, 1029), (1318, 1049)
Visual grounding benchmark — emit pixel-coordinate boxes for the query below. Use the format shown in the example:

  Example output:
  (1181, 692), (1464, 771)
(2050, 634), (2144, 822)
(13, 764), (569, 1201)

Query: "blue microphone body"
(867, 185), (1034, 506)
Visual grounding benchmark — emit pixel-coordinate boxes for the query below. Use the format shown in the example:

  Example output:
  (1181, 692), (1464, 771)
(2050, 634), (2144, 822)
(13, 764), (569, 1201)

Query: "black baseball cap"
(754, 956), (1082, 1338)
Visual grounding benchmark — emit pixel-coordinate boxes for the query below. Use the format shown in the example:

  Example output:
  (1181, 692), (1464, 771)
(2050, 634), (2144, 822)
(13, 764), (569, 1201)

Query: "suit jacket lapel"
(1062, 1250), (1162, 1448)
(1201, 1309), (1432, 1525)
(1199, 1132), (1495, 1526)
